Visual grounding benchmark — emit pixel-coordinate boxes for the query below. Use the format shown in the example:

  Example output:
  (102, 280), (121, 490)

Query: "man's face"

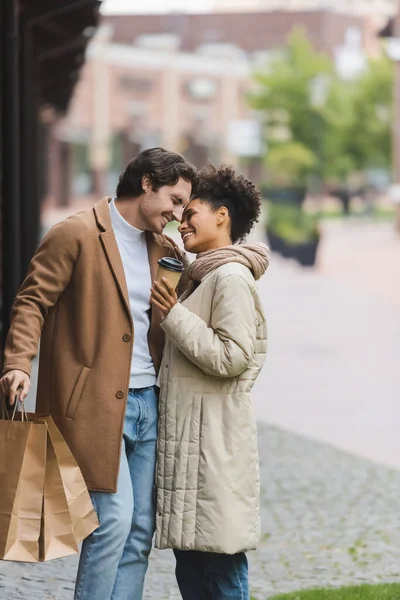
(139, 177), (193, 234)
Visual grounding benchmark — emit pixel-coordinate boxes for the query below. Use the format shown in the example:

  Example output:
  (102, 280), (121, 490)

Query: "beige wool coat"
(155, 261), (267, 554)
(3, 197), (185, 492)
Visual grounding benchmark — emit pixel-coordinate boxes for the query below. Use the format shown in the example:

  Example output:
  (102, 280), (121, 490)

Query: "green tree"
(250, 29), (394, 186)
(321, 79), (358, 181)
(322, 54), (393, 184)
(249, 28), (332, 184)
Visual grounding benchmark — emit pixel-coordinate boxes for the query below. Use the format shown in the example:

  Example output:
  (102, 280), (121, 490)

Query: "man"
(0, 147), (197, 600)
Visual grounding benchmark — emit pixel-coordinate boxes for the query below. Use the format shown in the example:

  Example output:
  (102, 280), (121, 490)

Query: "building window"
(119, 77), (153, 93)
(186, 78), (217, 101)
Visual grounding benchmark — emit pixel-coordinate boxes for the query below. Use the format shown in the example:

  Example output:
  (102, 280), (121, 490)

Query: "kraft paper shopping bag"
(1, 403), (98, 562)
(43, 416), (98, 545)
(0, 406), (47, 562)
(39, 420), (78, 561)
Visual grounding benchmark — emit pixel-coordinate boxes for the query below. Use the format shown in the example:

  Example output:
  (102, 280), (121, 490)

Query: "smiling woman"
(178, 164), (261, 254)
(151, 163), (269, 600)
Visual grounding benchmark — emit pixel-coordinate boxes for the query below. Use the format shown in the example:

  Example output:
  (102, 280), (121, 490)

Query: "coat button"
(122, 333), (131, 342)
(116, 390), (125, 399)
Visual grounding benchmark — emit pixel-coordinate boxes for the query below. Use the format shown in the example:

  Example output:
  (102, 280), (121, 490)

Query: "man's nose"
(173, 205), (185, 223)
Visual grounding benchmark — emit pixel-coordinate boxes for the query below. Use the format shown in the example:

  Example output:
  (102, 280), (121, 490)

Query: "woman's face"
(178, 198), (230, 254)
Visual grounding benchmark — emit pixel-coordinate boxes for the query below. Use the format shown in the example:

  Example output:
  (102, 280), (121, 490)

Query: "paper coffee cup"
(155, 257), (185, 289)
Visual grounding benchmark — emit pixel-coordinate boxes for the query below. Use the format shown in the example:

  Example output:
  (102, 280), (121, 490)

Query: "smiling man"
(0, 147), (197, 600)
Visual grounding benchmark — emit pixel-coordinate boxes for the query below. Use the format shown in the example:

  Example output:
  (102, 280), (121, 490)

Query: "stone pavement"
(2, 423), (400, 599)
(1, 218), (400, 598)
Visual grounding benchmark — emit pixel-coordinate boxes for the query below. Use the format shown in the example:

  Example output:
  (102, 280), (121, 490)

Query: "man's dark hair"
(193, 164), (261, 244)
(116, 147), (198, 198)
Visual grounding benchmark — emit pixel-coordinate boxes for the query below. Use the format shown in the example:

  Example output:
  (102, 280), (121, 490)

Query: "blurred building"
(0, 0), (101, 351)
(213, 0), (397, 21)
(44, 8), (385, 210)
(104, 11), (377, 56)
(45, 23), (258, 209)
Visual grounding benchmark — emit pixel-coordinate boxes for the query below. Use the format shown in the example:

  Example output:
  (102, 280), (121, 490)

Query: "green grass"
(267, 583), (400, 599)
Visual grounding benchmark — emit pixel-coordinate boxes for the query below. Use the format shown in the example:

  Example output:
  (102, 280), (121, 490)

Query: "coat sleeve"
(2, 218), (83, 376)
(161, 273), (257, 378)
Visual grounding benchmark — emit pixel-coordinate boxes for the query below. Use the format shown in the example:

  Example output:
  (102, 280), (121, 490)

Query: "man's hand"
(0, 370), (31, 404)
(150, 278), (178, 317)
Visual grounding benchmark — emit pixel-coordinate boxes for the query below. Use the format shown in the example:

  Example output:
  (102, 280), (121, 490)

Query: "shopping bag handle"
(0, 395), (27, 421)
(11, 397), (27, 421)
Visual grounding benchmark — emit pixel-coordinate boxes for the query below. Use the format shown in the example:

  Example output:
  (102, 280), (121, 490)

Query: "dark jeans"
(174, 550), (249, 600)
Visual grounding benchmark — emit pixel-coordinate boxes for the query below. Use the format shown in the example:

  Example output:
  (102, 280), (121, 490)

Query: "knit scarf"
(186, 243), (270, 283)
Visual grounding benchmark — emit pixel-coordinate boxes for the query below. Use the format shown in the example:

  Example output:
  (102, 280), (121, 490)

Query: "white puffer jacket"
(155, 260), (267, 554)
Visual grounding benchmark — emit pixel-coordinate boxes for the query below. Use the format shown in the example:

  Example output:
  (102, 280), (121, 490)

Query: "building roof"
(104, 10), (367, 56)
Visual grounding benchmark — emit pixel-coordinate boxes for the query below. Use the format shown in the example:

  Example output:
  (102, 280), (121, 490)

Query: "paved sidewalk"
(252, 219), (400, 469)
(2, 423), (400, 599)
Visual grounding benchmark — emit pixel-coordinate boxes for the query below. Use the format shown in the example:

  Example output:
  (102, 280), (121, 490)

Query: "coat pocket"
(66, 367), (90, 419)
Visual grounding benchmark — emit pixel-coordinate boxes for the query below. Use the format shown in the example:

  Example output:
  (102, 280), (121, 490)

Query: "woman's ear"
(217, 206), (229, 224)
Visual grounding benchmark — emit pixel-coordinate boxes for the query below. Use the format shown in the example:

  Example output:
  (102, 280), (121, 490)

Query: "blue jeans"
(74, 386), (158, 600)
(174, 550), (249, 600)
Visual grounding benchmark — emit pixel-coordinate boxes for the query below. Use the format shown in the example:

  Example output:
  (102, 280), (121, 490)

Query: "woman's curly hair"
(193, 164), (261, 244)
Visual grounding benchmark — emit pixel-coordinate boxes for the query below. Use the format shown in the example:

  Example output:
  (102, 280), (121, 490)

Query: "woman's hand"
(150, 278), (178, 317)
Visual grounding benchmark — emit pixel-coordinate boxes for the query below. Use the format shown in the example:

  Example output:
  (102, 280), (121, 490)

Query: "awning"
(20, 0), (102, 112)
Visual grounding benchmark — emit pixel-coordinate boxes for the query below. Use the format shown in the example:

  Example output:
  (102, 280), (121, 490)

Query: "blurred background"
(1, 2), (400, 597)
(1, 0), (400, 465)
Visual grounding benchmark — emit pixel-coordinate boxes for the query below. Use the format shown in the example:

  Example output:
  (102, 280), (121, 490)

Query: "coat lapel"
(146, 230), (179, 371)
(99, 231), (131, 321)
(145, 230), (185, 348)
(94, 197), (131, 322)
(146, 231), (171, 283)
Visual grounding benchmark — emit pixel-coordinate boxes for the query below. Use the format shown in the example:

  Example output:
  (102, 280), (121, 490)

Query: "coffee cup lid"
(157, 257), (185, 272)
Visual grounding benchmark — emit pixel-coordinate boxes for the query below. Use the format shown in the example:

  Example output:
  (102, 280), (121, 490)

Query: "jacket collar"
(93, 197), (114, 232)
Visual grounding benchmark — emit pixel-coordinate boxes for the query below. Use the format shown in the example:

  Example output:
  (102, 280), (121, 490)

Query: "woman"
(150, 165), (269, 600)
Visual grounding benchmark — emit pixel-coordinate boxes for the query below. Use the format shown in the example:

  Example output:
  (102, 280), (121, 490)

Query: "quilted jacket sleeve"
(3, 218), (83, 376)
(161, 273), (257, 377)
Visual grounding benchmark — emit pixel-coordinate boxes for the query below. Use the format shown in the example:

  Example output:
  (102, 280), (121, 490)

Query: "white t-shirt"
(109, 198), (156, 389)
